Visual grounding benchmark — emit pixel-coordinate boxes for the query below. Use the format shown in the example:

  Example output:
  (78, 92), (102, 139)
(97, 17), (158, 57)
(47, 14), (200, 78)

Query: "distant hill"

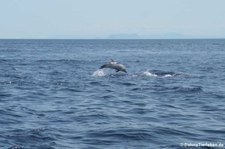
(106, 33), (193, 39)
(107, 34), (140, 39)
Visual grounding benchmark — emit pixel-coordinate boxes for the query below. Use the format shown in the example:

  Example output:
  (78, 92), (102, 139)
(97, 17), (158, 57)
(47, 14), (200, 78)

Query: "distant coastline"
(0, 33), (224, 40)
(0, 38), (224, 40)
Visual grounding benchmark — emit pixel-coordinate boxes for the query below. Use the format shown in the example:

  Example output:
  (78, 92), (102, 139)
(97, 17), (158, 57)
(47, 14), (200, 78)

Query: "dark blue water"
(0, 39), (225, 149)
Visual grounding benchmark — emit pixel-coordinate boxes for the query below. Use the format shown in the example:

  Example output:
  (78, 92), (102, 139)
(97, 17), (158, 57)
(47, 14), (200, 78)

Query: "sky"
(0, 0), (225, 39)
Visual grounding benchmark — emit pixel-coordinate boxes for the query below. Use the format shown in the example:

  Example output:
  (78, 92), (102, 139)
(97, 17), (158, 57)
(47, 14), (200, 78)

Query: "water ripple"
(1, 39), (225, 149)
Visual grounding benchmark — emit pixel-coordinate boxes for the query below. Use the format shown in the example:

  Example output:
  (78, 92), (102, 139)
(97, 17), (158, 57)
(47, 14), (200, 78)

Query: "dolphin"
(100, 59), (127, 73)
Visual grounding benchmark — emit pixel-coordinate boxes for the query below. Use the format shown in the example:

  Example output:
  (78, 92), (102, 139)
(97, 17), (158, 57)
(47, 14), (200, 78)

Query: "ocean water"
(0, 39), (225, 149)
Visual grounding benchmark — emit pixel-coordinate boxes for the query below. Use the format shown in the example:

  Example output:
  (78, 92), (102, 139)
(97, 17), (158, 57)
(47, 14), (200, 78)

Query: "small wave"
(142, 71), (157, 77)
(92, 69), (106, 77)
(101, 95), (115, 99)
(87, 128), (153, 141)
(163, 74), (173, 77)
(7, 128), (56, 149)
(169, 86), (203, 93)
(140, 70), (188, 78)
(92, 69), (187, 78)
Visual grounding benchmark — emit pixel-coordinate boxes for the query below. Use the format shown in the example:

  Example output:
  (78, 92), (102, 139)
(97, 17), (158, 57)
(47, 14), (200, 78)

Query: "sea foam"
(92, 69), (106, 77)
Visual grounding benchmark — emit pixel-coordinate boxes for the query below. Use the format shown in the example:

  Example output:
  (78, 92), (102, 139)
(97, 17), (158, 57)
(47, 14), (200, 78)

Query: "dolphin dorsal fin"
(110, 59), (115, 62)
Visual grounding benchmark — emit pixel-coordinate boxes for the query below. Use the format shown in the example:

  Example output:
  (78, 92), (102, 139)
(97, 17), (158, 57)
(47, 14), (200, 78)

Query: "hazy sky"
(0, 0), (225, 38)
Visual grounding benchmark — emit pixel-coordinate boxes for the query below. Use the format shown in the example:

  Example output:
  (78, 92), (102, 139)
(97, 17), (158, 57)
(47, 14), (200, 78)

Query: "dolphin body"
(100, 59), (127, 73)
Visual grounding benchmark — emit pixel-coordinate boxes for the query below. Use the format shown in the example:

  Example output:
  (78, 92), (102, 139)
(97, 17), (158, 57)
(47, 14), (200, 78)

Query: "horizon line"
(0, 37), (225, 40)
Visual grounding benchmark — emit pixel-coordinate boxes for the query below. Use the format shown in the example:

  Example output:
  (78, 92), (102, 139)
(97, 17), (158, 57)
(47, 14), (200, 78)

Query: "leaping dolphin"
(100, 59), (127, 73)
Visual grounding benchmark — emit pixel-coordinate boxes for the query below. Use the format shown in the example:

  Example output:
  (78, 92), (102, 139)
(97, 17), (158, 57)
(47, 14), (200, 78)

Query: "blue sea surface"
(0, 39), (225, 149)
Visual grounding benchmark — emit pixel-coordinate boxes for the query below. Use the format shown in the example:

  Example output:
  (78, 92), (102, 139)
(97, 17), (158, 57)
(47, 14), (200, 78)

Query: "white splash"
(142, 71), (157, 77)
(92, 69), (106, 77)
(163, 74), (173, 77)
